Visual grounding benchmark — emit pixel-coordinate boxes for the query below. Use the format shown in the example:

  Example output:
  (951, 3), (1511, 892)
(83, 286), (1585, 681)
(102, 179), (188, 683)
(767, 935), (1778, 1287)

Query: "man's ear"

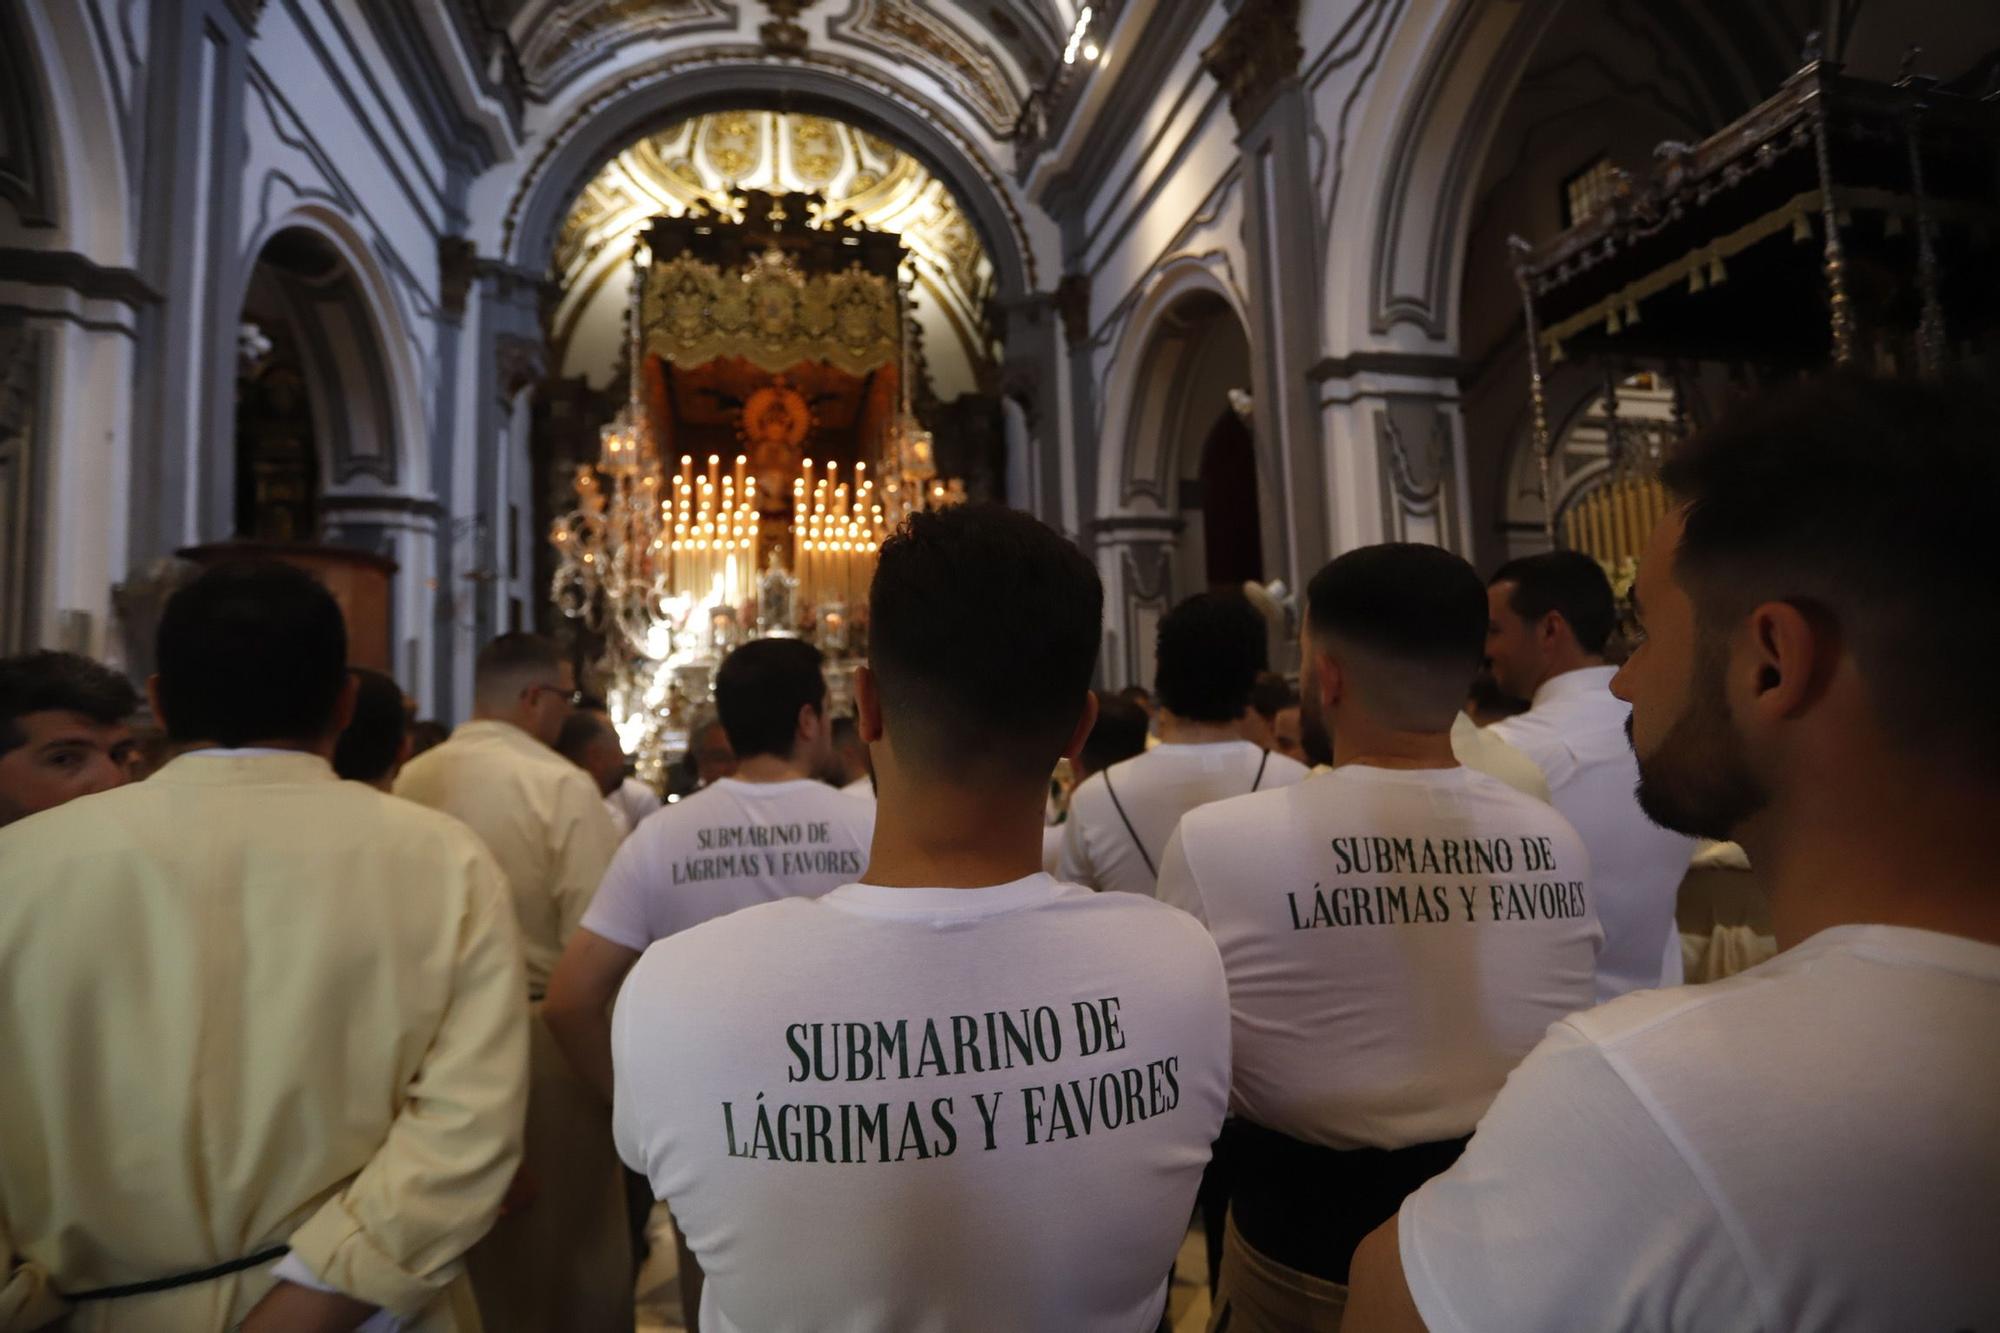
(855, 666), (885, 744)
(1311, 646), (1342, 713)
(1738, 600), (1837, 725)
(1536, 610), (1569, 653)
(1061, 690), (1101, 768)
(797, 697), (826, 747)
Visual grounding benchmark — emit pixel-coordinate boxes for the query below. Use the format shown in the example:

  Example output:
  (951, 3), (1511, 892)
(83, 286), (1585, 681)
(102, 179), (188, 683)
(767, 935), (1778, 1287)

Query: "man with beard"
(1483, 551), (1695, 999)
(1348, 375), (2000, 1331)
(1157, 544), (1600, 1331)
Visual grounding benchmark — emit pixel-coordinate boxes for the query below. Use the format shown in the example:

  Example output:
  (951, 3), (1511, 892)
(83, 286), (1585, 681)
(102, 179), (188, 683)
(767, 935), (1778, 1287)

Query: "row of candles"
(792, 460), (886, 611)
(666, 454), (761, 610)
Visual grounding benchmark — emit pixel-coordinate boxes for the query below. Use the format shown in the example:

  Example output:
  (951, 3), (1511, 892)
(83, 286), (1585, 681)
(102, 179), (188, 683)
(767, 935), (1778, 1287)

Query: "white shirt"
(1061, 741), (1310, 897)
(1449, 714), (1549, 802)
(581, 777), (875, 951)
(841, 775), (875, 801)
(1158, 765), (1599, 1149)
(611, 874), (1232, 1333)
(1488, 666), (1695, 999)
(1400, 925), (2000, 1331)
(607, 776), (663, 832)
(602, 796), (633, 840)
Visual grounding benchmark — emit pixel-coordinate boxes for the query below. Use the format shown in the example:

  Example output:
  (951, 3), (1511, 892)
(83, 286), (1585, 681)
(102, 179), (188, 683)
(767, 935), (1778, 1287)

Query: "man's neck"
(1331, 720), (1458, 771)
(862, 765), (1045, 889)
(1157, 711), (1247, 745)
(731, 753), (812, 783)
(1742, 760), (2000, 952)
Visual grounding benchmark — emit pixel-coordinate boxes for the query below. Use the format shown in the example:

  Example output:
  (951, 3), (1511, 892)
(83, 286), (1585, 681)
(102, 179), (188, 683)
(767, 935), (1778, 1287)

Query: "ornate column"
(1313, 354), (1476, 556)
(1090, 513), (1184, 691)
(1203, 0), (1328, 594)
(994, 290), (1070, 527)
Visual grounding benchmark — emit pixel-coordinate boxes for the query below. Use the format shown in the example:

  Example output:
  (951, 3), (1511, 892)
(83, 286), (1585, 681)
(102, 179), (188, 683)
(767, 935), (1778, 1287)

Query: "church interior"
(3, 0), (1991, 717)
(3, 2), (1999, 1331)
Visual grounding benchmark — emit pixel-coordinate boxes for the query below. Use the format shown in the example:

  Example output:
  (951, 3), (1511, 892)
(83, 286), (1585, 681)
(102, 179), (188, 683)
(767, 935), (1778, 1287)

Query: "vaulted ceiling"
(482, 0), (1076, 137)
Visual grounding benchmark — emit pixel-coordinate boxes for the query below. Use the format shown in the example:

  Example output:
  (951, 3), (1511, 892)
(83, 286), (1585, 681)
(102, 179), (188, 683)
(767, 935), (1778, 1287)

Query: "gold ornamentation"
(641, 252), (900, 376)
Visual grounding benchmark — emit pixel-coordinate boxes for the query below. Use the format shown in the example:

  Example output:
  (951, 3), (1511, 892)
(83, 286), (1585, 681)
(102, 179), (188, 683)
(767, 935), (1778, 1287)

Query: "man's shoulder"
(625, 894), (829, 989)
(1177, 779), (1311, 848)
(1258, 751), (1313, 787)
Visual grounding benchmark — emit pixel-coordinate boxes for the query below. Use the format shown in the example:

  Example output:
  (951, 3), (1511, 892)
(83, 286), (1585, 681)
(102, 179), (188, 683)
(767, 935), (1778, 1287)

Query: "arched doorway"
(233, 226), (401, 543)
(1093, 282), (1272, 688)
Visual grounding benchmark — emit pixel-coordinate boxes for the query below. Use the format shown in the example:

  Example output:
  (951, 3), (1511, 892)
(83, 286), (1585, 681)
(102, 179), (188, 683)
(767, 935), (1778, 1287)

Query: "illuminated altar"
(550, 189), (964, 775)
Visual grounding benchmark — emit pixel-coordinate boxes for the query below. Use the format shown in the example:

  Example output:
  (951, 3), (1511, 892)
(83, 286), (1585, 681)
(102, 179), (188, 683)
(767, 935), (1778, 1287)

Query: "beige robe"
(394, 720), (631, 1333)
(0, 752), (528, 1333)
(395, 720), (622, 998)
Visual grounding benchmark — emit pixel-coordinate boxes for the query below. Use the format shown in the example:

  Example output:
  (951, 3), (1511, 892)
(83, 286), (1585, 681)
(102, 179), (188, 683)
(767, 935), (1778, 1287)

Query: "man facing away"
(0, 562), (526, 1332)
(1063, 592), (1310, 895)
(611, 505), (1232, 1333)
(555, 705), (636, 837)
(394, 632), (628, 1333)
(1157, 544), (1600, 1332)
(332, 666), (412, 792)
(826, 712), (875, 797)
(1484, 550), (1694, 998)
(0, 650), (139, 826)
(1348, 375), (2000, 1331)
(546, 636), (875, 1104)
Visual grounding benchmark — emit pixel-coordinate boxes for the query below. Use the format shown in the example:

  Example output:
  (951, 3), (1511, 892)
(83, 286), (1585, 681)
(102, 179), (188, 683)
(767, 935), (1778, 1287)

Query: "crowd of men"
(1, 373), (1994, 1332)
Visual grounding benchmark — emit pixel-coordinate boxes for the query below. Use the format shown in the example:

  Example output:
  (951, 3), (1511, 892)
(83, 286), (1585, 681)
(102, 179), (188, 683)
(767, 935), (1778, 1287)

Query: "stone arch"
(1092, 258), (1276, 687)
(5, 1), (134, 261)
(500, 60), (1036, 303)
(235, 206), (430, 504)
(1326, 0), (1553, 355)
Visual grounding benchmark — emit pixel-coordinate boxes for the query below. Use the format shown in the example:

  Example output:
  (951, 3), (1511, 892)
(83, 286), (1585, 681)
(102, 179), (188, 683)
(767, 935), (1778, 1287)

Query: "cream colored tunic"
(395, 720), (622, 997)
(0, 752), (529, 1333)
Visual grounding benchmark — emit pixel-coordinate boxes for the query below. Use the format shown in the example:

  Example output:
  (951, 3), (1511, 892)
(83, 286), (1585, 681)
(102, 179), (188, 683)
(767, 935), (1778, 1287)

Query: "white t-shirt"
(1400, 924), (2000, 1331)
(841, 775), (875, 801)
(581, 777), (875, 951)
(1488, 666), (1696, 1000)
(1158, 765), (1600, 1149)
(608, 776), (664, 830)
(1061, 741), (1310, 897)
(611, 874), (1232, 1333)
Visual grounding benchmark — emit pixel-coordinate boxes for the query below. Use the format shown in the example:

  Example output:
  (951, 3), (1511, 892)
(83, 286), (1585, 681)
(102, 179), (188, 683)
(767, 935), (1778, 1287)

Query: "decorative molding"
(439, 236), (476, 322)
(495, 332), (548, 400)
(1200, 0), (1303, 132)
(761, 0), (818, 55)
(518, 1), (737, 93)
(1368, 0), (1548, 339)
(1054, 273), (1091, 348)
(499, 51), (1037, 295)
(1309, 349), (1473, 383)
(829, 0), (1023, 138)
(0, 249), (161, 306)
(1374, 396), (1462, 550)
(320, 491), (446, 519)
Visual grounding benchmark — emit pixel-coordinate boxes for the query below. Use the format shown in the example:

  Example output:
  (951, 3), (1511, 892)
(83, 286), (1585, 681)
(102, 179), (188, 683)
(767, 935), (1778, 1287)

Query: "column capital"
(1201, 0), (1304, 132)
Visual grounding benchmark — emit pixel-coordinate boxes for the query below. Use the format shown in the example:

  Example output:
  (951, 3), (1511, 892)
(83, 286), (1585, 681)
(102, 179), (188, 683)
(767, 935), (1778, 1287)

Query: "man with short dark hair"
(1159, 545), (1600, 1331)
(1243, 671), (1296, 751)
(1350, 375), (2000, 1332)
(0, 562), (527, 1331)
(557, 708), (629, 815)
(546, 636), (874, 1102)
(1485, 550), (1693, 999)
(1063, 592), (1309, 896)
(0, 651), (139, 825)
(331, 667), (411, 791)
(826, 712), (873, 796)
(394, 631), (627, 1333)
(612, 506), (1231, 1331)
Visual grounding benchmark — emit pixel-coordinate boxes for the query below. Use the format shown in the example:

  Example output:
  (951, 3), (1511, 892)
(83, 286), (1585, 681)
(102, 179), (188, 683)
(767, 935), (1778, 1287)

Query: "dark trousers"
(1227, 1120), (1469, 1285)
